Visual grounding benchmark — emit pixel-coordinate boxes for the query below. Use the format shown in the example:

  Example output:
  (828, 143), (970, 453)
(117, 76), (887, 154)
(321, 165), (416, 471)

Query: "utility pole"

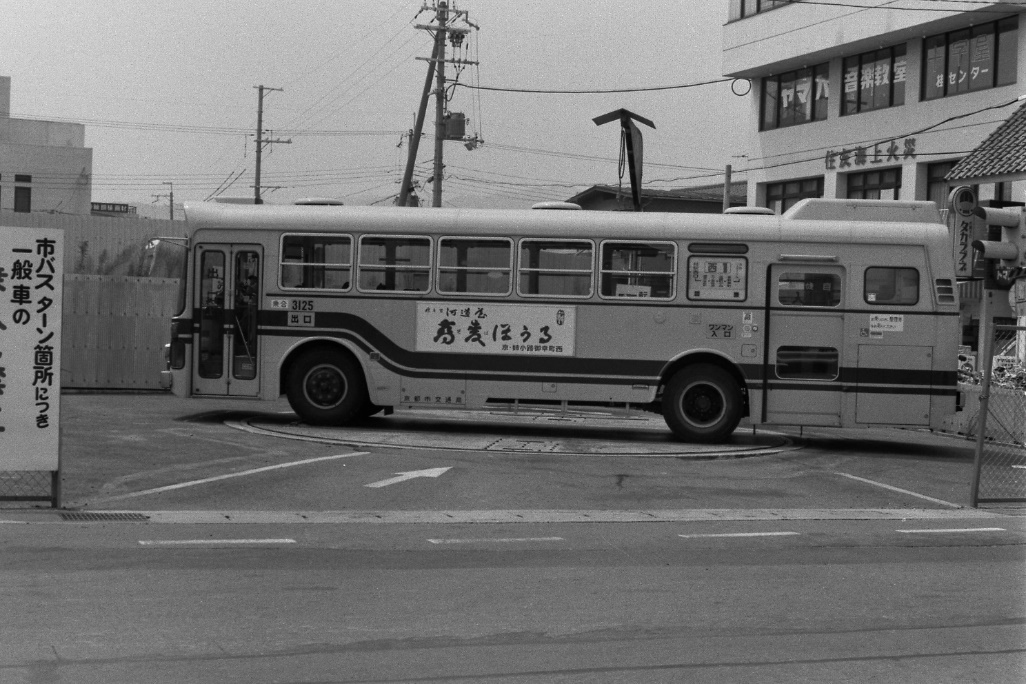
(163, 181), (174, 220)
(431, 1), (448, 208)
(722, 164), (732, 213)
(253, 85), (291, 204)
(398, 41), (440, 207)
(406, 2), (478, 208)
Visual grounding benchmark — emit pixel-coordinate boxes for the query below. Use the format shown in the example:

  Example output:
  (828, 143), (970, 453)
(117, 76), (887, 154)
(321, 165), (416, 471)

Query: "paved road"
(0, 392), (1022, 683)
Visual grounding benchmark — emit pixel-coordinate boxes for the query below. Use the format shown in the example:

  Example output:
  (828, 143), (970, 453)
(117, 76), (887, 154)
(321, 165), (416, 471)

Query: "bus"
(160, 198), (960, 443)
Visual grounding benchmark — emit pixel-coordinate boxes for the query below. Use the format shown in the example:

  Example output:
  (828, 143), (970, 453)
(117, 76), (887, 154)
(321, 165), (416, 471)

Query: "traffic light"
(972, 206), (1026, 289)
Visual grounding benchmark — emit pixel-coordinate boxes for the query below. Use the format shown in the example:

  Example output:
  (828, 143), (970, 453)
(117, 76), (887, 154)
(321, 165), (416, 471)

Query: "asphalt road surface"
(1, 392), (1023, 683)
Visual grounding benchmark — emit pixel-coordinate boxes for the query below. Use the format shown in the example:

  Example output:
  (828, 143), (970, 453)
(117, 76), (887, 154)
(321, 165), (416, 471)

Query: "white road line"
(833, 472), (963, 508)
(97, 451), (368, 502)
(896, 527), (1006, 534)
(427, 537), (564, 544)
(678, 531), (800, 539)
(139, 539), (297, 546)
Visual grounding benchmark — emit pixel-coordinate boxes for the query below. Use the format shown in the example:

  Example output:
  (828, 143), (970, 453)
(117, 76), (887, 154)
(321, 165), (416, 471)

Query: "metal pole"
(398, 40), (440, 207)
(163, 181), (174, 220)
(970, 290), (994, 507)
(723, 164), (732, 212)
(432, 1), (448, 208)
(254, 85), (264, 204)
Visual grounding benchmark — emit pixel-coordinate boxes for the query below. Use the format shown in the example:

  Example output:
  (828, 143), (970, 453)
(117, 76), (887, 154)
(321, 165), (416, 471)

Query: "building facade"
(723, 1), (1026, 213)
(0, 76), (93, 215)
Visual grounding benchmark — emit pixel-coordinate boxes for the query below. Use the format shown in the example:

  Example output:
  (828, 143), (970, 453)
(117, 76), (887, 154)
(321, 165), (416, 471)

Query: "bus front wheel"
(286, 349), (368, 426)
(662, 365), (742, 443)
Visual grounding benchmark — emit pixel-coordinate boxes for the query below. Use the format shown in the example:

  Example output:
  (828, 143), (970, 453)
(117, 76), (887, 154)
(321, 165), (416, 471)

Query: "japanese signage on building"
(824, 137), (916, 170)
(415, 302), (575, 356)
(948, 186), (979, 278)
(0, 227), (63, 470)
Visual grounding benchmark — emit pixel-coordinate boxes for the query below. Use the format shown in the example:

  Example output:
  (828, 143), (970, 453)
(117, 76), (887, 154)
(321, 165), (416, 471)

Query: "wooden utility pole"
(253, 85), (291, 204)
(398, 41), (440, 206)
(405, 2), (478, 208)
(431, 1), (448, 208)
(163, 181), (174, 220)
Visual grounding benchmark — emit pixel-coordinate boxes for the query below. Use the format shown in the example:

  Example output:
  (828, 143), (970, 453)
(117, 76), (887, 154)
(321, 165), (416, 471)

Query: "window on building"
(922, 16), (1017, 100)
(761, 64), (829, 130)
(847, 169), (901, 200)
(842, 45), (907, 115)
(927, 161), (959, 208)
(765, 177), (824, 214)
(728, 0), (789, 21)
(14, 186), (31, 213)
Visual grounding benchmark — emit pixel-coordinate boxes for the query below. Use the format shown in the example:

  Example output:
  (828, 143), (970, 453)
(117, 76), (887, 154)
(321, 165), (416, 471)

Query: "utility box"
(444, 113), (466, 140)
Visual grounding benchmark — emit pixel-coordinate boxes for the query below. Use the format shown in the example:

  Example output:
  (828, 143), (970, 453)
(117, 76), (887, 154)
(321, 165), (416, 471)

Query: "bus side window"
(437, 237), (513, 295)
(279, 234), (352, 291)
(865, 267), (918, 305)
(358, 235), (432, 293)
(600, 241), (676, 300)
(778, 272), (841, 307)
(517, 239), (594, 298)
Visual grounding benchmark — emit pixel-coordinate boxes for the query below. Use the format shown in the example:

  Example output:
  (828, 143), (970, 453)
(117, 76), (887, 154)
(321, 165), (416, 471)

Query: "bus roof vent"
(295, 197), (345, 205)
(724, 206), (775, 215)
(784, 199), (941, 224)
(531, 201), (582, 210)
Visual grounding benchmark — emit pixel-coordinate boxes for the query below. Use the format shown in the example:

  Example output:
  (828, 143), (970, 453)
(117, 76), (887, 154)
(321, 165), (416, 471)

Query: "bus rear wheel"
(662, 364), (742, 443)
(286, 349), (368, 426)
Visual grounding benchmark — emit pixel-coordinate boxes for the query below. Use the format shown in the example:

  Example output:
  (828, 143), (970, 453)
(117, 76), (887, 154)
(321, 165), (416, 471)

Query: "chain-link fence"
(0, 471), (59, 508)
(971, 324), (1026, 506)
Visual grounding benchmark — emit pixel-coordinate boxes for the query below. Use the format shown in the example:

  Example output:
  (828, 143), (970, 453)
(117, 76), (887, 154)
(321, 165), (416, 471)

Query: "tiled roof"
(947, 100), (1026, 182)
(568, 181), (748, 204)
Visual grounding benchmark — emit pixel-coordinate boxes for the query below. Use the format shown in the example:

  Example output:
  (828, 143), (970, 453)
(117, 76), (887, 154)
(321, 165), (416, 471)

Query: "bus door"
(763, 263), (845, 426)
(192, 244), (263, 397)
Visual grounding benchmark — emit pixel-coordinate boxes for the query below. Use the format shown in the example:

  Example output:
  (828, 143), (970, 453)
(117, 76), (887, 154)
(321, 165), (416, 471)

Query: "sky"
(3, 0), (750, 211)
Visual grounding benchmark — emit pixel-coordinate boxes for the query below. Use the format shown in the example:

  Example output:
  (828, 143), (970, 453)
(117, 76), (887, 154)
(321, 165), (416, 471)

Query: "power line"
(452, 77), (735, 95)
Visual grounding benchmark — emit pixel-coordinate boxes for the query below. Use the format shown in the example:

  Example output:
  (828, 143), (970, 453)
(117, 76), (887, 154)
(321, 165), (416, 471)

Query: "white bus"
(161, 199), (960, 443)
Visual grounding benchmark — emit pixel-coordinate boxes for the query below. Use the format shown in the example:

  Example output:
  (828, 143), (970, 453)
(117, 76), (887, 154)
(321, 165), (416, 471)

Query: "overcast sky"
(4, 0), (749, 210)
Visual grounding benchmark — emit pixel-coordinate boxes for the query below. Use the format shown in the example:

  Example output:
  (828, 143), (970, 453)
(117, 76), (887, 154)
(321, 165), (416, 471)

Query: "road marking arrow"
(364, 467), (452, 488)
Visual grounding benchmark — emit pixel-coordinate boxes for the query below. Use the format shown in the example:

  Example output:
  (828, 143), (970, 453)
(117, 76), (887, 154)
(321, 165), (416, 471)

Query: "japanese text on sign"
(824, 137), (916, 170)
(869, 313), (904, 338)
(0, 226), (63, 470)
(687, 257), (747, 301)
(415, 302), (575, 356)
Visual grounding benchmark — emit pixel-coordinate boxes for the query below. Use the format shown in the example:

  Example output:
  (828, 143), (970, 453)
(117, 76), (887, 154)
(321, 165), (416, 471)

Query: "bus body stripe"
(179, 311), (957, 395)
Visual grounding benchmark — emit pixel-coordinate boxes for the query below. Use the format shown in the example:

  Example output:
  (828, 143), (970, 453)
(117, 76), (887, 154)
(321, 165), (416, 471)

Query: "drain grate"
(60, 512), (150, 522)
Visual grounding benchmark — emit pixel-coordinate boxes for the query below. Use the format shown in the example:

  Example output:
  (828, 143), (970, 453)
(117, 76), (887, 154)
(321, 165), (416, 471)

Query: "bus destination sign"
(416, 302), (576, 356)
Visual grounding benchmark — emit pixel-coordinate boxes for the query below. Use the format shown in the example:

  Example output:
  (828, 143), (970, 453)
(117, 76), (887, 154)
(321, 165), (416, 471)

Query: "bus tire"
(286, 349), (368, 426)
(662, 364), (742, 443)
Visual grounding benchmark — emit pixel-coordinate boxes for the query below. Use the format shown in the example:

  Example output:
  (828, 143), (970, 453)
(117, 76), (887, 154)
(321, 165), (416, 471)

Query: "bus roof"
(182, 199), (949, 248)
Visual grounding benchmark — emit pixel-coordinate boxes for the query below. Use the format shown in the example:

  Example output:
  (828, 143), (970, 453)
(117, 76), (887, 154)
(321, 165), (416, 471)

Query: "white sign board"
(0, 227), (63, 470)
(416, 301), (575, 356)
(948, 186), (977, 278)
(869, 313), (904, 338)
